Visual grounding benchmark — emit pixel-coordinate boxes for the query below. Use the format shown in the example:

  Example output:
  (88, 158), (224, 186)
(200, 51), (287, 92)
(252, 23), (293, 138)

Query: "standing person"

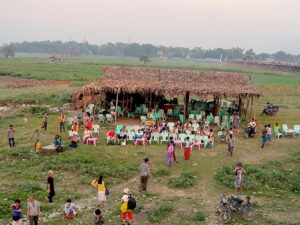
(11, 199), (22, 225)
(7, 124), (15, 148)
(94, 209), (106, 225)
(41, 112), (48, 131)
(266, 124), (272, 144)
(261, 125), (268, 149)
(139, 158), (150, 192)
(226, 134), (235, 156)
(47, 170), (55, 203)
(232, 112), (240, 130)
(184, 137), (192, 160)
(27, 196), (40, 225)
(120, 188), (133, 225)
(58, 112), (65, 132)
(234, 163), (246, 195)
(92, 176), (107, 207)
(35, 139), (41, 153)
(167, 141), (174, 167)
(167, 137), (177, 163)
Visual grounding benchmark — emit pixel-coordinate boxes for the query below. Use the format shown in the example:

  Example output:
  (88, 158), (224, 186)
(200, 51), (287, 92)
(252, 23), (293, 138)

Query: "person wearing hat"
(139, 158), (150, 192)
(27, 196), (40, 225)
(47, 170), (55, 203)
(120, 188), (133, 225)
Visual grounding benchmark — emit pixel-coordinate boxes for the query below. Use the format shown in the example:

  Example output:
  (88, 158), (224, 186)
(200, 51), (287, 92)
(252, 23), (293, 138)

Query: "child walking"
(167, 141), (174, 167)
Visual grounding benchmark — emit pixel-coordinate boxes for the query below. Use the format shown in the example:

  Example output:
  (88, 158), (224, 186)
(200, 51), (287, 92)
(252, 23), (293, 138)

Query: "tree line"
(1, 41), (300, 62)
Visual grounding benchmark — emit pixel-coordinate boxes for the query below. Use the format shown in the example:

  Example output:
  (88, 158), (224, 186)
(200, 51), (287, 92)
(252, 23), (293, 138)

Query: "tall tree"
(1, 43), (15, 57)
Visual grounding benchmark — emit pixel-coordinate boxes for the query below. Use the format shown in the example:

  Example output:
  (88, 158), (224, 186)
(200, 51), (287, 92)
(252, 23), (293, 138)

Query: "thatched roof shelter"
(72, 66), (261, 119)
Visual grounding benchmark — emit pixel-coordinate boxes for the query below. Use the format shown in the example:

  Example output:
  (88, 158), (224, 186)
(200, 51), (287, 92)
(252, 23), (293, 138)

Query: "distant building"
(243, 56), (255, 63)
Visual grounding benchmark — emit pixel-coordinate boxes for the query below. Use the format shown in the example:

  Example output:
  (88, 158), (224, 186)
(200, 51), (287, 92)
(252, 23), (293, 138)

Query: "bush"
(193, 211), (205, 221)
(134, 205), (144, 213)
(153, 168), (171, 177)
(148, 203), (174, 223)
(18, 181), (43, 193)
(168, 172), (196, 188)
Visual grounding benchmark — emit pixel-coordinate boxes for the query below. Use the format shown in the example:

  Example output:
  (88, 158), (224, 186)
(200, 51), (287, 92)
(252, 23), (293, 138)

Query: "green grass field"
(0, 56), (300, 225)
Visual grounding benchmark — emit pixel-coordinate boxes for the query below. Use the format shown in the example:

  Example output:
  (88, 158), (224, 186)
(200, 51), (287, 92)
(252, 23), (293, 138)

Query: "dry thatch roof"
(72, 66), (261, 100)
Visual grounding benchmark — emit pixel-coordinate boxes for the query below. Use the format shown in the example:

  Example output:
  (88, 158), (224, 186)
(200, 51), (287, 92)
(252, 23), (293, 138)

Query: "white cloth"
(122, 194), (129, 202)
(97, 191), (106, 204)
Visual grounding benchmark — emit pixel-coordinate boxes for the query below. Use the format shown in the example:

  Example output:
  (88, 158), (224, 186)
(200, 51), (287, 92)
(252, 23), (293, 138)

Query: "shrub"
(18, 181), (43, 193)
(153, 168), (171, 177)
(193, 211), (205, 221)
(168, 172), (196, 188)
(148, 203), (174, 223)
(134, 205), (144, 213)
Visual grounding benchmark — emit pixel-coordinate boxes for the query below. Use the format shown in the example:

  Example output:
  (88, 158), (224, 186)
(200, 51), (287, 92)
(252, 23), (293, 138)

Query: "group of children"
(10, 198), (106, 225)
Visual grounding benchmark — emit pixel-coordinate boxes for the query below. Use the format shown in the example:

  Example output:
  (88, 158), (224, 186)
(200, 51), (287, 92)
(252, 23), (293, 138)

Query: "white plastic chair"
(151, 132), (160, 144)
(169, 133), (178, 140)
(179, 133), (187, 142)
(188, 114), (195, 120)
(167, 122), (175, 130)
(92, 124), (100, 136)
(160, 132), (169, 143)
(192, 124), (199, 132)
(196, 114), (202, 121)
(67, 117), (74, 125)
(127, 132), (135, 143)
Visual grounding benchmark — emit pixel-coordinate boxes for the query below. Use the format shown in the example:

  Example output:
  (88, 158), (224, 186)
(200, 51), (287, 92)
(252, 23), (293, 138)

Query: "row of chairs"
(125, 131), (213, 148)
(275, 124), (300, 138)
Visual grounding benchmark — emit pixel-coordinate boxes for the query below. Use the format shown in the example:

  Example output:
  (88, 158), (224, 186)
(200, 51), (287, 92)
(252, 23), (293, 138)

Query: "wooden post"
(122, 92), (125, 115)
(126, 93), (129, 112)
(238, 95), (243, 118)
(149, 93), (152, 113)
(249, 95), (254, 119)
(252, 96), (256, 119)
(153, 94), (157, 112)
(245, 97), (250, 120)
(115, 88), (120, 124)
(213, 95), (221, 116)
(184, 91), (190, 119)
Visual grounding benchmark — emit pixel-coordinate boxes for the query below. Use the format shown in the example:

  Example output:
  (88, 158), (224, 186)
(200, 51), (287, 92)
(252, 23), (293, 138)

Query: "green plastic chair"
(154, 112), (160, 121)
(135, 107), (142, 116)
(127, 112), (134, 118)
(274, 128), (283, 138)
(173, 108), (180, 118)
(115, 125), (123, 134)
(293, 125), (300, 135)
(206, 115), (214, 122)
(117, 106), (123, 117)
(179, 114), (184, 123)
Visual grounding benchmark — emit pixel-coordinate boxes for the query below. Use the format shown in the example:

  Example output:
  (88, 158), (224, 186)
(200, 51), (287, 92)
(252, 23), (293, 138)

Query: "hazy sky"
(1, 0), (300, 54)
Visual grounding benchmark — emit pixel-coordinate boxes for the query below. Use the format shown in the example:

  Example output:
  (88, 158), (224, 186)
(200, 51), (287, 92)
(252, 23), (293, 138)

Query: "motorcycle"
(262, 103), (279, 116)
(216, 195), (256, 224)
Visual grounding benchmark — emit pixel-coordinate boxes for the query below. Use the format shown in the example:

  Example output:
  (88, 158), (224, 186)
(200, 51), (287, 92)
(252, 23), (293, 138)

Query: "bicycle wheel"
(243, 207), (256, 221)
(219, 211), (231, 224)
